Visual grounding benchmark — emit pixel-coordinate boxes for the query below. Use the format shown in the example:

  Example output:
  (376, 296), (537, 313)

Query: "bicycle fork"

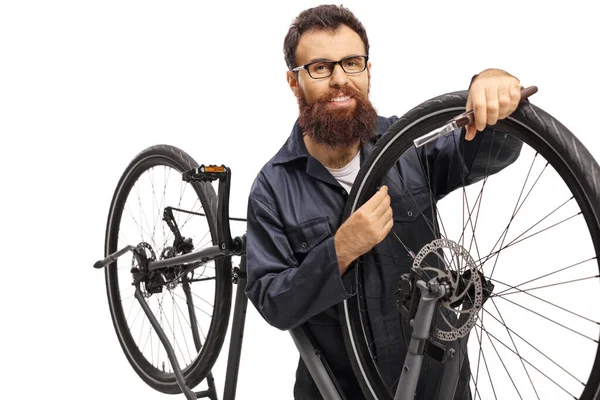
(395, 279), (462, 400)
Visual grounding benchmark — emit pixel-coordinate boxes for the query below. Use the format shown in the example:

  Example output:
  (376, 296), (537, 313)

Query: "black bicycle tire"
(103, 144), (233, 394)
(339, 90), (600, 400)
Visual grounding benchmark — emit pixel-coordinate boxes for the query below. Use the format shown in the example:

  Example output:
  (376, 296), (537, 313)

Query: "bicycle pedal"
(183, 164), (228, 182)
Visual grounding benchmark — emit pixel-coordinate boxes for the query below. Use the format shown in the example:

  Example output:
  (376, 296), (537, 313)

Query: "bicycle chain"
(168, 206), (247, 222)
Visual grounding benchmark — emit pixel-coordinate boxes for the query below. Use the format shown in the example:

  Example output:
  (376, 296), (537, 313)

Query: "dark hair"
(283, 5), (370, 71)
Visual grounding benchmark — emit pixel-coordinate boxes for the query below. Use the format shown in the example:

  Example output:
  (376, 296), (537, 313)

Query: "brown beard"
(296, 84), (378, 149)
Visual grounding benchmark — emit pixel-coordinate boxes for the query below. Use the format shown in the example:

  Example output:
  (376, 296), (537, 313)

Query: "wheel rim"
(343, 110), (600, 399)
(105, 155), (219, 386)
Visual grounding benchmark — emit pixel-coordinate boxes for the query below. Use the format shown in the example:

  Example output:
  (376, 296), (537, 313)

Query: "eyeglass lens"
(308, 56), (366, 78)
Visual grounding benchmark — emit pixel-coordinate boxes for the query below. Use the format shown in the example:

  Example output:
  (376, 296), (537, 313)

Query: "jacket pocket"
(286, 217), (332, 254)
(392, 190), (432, 222)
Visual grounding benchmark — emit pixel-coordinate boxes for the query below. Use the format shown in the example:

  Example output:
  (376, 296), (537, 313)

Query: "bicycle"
(94, 88), (600, 399)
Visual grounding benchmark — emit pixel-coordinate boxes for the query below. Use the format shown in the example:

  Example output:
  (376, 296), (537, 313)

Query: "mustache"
(317, 85), (363, 103)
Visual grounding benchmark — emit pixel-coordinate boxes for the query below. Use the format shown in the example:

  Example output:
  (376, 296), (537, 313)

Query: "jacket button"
(408, 211), (413, 217)
(301, 242), (307, 248)
(341, 189), (347, 195)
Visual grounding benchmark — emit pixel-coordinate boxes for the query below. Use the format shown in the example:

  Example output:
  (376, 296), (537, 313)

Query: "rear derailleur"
(130, 206), (196, 295)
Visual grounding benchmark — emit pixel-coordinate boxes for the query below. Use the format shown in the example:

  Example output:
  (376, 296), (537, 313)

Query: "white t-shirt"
(325, 150), (361, 193)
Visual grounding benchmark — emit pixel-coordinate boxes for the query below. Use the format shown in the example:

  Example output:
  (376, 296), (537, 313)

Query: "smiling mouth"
(329, 96), (352, 103)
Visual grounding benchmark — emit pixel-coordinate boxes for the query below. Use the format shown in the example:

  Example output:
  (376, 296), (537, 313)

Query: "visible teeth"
(330, 96), (350, 102)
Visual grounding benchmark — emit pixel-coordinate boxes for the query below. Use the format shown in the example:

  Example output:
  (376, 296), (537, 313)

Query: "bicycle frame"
(94, 164), (462, 400)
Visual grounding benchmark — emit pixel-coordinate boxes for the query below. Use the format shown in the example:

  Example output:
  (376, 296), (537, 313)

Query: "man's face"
(288, 24), (371, 106)
(287, 25), (377, 149)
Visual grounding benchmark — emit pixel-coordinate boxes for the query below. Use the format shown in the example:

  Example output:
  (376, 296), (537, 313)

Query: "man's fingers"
(485, 85), (499, 126)
(470, 85), (487, 132)
(467, 71), (522, 132)
(372, 190), (391, 220)
(381, 216), (394, 241)
(361, 185), (387, 211)
(465, 93), (473, 112)
(377, 205), (393, 225)
(498, 85), (510, 119)
(464, 95), (475, 141)
(508, 84), (521, 115)
(465, 124), (476, 141)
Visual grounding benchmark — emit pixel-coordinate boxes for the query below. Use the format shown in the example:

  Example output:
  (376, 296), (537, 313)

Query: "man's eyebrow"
(306, 54), (363, 64)
(306, 57), (333, 64)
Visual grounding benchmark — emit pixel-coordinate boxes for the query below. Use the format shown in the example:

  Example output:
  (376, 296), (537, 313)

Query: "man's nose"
(329, 63), (349, 87)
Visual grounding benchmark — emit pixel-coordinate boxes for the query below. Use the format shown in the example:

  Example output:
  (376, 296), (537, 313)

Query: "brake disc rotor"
(412, 238), (483, 341)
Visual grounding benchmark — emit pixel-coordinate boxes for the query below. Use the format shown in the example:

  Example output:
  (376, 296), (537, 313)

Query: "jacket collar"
(272, 119), (376, 166)
(272, 120), (308, 165)
(271, 119), (378, 188)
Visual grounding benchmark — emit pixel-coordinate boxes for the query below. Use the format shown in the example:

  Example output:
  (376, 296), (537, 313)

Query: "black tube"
(148, 244), (222, 271)
(290, 326), (345, 400)
(134, 286), (197, 400)
(223, 256), (249, 400)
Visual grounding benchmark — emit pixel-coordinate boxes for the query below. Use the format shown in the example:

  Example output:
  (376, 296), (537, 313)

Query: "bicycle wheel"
(340, 90), (600, 399)
(103, 144), (232, 394)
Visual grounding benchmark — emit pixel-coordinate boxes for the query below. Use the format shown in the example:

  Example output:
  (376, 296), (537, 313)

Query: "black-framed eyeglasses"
(291, 55), (369, 79)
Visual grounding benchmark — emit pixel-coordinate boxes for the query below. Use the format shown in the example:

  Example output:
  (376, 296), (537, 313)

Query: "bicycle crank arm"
(183, 164), (238, 254)
(93, 245), (136, 269)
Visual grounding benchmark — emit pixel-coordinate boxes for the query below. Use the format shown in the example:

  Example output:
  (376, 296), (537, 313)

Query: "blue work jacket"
(245, 116), (522, 399)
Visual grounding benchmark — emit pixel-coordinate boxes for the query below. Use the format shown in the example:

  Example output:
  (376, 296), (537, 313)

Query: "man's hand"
(465, 68), (521, 140)
(334, 186), (393, 274)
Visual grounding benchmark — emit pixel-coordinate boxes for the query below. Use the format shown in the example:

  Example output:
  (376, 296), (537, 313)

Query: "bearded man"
(244, 5), (523, 400)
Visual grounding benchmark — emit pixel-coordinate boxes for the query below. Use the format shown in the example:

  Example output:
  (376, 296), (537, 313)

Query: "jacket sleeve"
(425, 126), (523, 199)
(244, 177), (355, 331)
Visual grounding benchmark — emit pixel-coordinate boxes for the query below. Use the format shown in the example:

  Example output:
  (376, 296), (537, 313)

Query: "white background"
(1, 1), (598, 399)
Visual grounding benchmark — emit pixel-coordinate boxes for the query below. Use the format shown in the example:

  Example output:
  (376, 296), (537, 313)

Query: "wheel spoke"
(482, 306), (586, 385)
(499, 196), (573, 250)
(493, 257), (596, 296)
(460, 184), (484, 269)
(124, 201), (154, 245)
(456, 129), (509, 267)
(365, 316), (401, 351)
(476, 323), (579, 398)
(489, 297), (541, 399)
(486, 152), (541, 279)
(136, 180), (161, 250)
(173, 291), (214, 320)
(149, 167), (168, 243)
(479, 319), (525, 399)
(475, 195), (574, 266)
(414, 144), (460, 272)
(492, 293), (598, 342)
(493, 275), (600, 300)
(473, 312), (498, 400)
(487, 274), (599, 324)
(415, 144), (448, 241)
(170, 290), (194, 364)
(156, 291), (189, 367)
(479, 212), (582, 267)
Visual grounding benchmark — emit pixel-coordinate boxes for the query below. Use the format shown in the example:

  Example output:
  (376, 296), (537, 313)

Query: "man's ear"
(287, 71), (299, 95)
